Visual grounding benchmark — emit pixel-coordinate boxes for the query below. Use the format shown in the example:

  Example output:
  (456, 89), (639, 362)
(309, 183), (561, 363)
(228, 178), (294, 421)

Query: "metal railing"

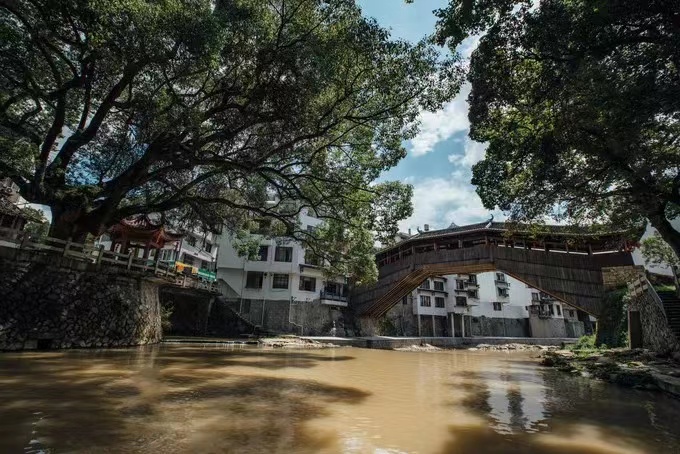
(0, 226), (217, 292)
(320, 290), (348, 302)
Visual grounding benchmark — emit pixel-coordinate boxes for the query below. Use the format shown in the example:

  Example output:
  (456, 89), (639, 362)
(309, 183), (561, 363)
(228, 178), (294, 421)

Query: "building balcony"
(320, 291), (348, 307)
(539, 292), (555, 301)
(464, 281), (479, 289)
(495, 280), (510, 287)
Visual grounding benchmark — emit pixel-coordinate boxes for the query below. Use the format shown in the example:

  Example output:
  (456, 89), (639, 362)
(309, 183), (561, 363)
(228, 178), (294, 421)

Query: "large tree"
(0, 0), (459, 259)
(434, 1), (680, 255)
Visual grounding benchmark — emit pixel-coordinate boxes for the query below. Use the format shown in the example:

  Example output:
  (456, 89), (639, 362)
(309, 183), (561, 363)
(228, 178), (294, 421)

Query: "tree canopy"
(0, 0), (460, 280)
(434, 0), (680, 255)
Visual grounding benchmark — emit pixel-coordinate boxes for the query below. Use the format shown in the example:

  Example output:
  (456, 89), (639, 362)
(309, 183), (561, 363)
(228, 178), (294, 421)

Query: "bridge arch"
(351, 222), (636, 319)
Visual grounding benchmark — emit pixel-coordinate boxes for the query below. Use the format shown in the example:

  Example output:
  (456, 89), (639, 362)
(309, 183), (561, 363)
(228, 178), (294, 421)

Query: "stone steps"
(659, 294), (680, 341)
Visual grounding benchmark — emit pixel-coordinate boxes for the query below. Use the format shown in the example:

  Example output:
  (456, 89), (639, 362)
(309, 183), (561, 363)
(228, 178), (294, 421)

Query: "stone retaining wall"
(629, 290), (680, 353)
(0, 254), (162, 351)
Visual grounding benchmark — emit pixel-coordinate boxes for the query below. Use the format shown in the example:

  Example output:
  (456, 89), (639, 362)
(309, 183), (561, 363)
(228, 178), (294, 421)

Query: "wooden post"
(96, 245), (104, 268)
(127, 251), (134, 270)
(19, 231), (30, 249)
(63, 237), (72, 257)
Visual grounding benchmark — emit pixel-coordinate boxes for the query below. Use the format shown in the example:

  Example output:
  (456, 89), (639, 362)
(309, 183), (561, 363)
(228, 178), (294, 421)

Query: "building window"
(569, 309), (575, 318)
(205, 242), (212, 253)
(272, 274), (289, 289)
(496, 272), (505, 282)
(245, 271), (264, 289)
(468, 274), (478, 285)
(549, 304), (555, 316)
(420, 280), (430, 290)
(531, 292), (540, 302)
(455, 296), (467, 307)
(497, 287), (509, 297)
(455, 280), (465, 290)
(306, 225), (316, 233)
(182, 254), (194, 266)
(274, 246), (293, 262)
(420, 295), (431, 307)
(556, 305), (562, 316)
(468, 289), (478, 299)
(201, 260), (208, 269)
(493, 302), (502, 311)
(402, 296), (408, 305)
(187, 236), (196, 247)
(434, 281), (445, 291)
(325, 281), (346, 296)
(257, 245), (269, 261)
(435, 297), (445, 308)
(299, 276), (316, 292)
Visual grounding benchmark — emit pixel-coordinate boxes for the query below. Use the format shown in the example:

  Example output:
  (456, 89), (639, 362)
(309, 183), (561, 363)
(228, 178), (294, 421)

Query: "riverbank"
(541, 348), (680, 398)
(162, 335), (576, 350)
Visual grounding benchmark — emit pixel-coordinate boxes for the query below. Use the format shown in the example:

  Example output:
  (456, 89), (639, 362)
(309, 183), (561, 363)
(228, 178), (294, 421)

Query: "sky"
(356, 0), (500, 233)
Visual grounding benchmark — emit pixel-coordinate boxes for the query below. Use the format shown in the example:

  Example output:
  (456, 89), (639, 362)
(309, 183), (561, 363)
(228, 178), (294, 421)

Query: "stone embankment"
(1, 257), (162, 350)
(542, 349), (680, 398)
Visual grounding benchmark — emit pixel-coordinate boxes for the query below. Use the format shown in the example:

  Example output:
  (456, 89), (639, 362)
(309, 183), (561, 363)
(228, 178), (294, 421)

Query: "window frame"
(257, 245), (269, 261)
(420, 295), (432, 307)
(493, 302), (502, 311)
(245, 271), (264, 289)
(272, 273), (289, 289)
(435, 296), (445, 308)
(298, 276), (316, 292)
(274, 246), (293, 262)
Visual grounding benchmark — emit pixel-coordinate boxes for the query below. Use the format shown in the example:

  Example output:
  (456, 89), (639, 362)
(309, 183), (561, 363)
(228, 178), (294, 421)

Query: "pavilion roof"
(108, 215), (184, 244)
(379, 220), (638, 256)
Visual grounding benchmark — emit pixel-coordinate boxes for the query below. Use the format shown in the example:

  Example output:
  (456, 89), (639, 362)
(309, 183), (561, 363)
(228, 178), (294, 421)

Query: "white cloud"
(458, 34), (482, 60)
(398, 176), (504, 234)
(447, 137), (488, 168)
(409, 84), (471, 157)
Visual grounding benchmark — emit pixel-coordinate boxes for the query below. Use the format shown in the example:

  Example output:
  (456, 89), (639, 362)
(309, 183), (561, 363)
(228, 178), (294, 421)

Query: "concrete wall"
(217, 297), (346, 336)
(528, 316), (567, 338)
(0, 254), (161, 351)
(565, 320), (585, 338)
(469, 316), (529, 337)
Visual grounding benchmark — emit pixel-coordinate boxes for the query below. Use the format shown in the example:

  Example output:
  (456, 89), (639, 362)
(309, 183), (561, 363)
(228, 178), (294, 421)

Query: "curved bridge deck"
(352, 223), (635, 318)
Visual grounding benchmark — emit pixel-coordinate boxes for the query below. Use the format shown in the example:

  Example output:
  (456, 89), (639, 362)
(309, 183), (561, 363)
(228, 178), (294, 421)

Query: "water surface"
(1, 345), (679, 453)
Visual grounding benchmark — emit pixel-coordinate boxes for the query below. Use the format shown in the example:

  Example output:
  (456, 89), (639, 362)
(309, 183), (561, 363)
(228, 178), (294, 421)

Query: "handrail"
(0, 227), (217, 292)
(628, 275), (666, 318)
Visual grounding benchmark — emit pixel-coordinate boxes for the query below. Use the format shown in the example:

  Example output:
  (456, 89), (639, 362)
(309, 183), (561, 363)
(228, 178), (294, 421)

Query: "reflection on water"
(1, 346), (679, 453)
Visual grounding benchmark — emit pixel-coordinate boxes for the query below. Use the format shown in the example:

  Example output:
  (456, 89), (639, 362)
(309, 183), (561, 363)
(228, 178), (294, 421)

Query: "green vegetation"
(434, 0), (680, 257)
(567, 335), (598, 353)
(594, 288), (629, 348)
(0, 0), (460, 283)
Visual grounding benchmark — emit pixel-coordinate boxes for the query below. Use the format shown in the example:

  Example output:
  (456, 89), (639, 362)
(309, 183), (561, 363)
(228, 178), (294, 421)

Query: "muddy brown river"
(1, 345), (680, 453)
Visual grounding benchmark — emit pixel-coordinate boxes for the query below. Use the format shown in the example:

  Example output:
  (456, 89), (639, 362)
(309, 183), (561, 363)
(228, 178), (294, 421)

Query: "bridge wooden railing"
(0, 226), (217, 292)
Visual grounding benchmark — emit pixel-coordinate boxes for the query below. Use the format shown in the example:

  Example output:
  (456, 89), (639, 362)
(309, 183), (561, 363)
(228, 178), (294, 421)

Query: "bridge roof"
(378, 221), (636, 258)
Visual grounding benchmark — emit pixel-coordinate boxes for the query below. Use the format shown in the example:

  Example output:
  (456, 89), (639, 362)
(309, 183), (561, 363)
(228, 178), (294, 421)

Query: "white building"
(404, 271), (585, 338)
(213, 209), (348, 334)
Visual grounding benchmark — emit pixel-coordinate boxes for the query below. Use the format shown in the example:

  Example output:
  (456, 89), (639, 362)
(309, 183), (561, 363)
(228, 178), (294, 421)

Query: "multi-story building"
(214, 208), (348, 335)
(390, 269), (587, 338)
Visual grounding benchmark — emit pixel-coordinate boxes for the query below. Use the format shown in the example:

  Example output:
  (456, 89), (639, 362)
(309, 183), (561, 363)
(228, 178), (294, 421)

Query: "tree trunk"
(647, 213), (680, 297)
(648, 213), (680, 261)
(48, 206), (89, 242)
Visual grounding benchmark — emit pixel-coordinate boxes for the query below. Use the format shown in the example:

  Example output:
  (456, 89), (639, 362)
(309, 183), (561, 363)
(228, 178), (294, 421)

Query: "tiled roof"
(381, 220), (635, 254)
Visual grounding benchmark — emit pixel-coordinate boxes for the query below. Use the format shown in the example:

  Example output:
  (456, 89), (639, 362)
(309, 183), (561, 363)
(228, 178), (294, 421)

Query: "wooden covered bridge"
(351, 220), (637, 318)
